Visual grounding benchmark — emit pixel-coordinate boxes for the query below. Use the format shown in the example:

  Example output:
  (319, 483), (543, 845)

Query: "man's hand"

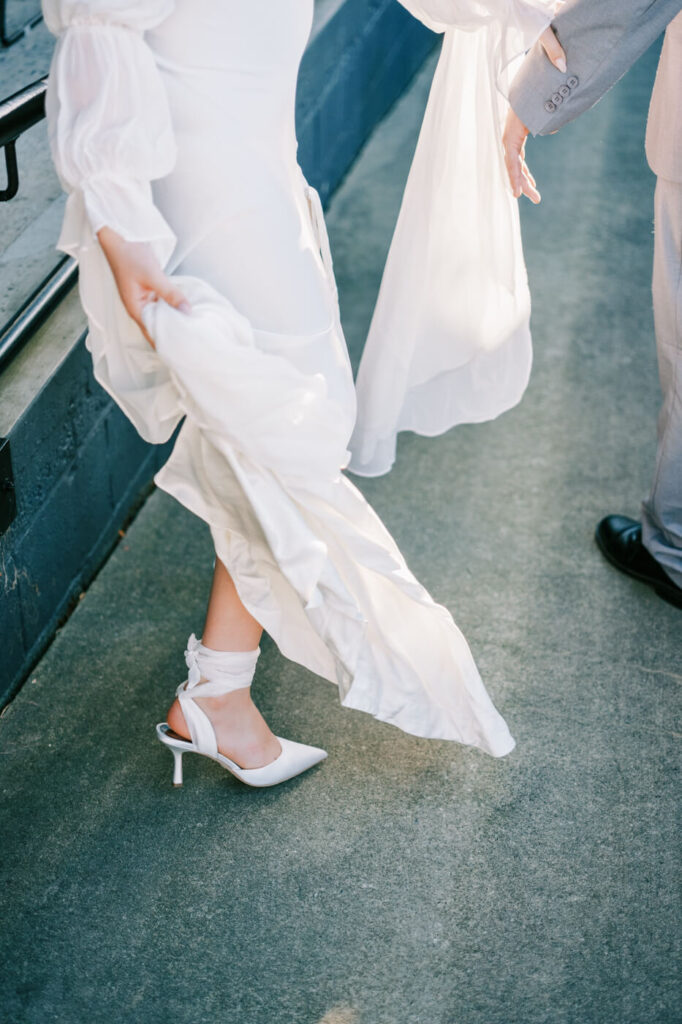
(503, 23), (567, 204)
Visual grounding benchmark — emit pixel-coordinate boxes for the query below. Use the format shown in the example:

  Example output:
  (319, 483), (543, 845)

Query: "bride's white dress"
(42, 0), (550, 757)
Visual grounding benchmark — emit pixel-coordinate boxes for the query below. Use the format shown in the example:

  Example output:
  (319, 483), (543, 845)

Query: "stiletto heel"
(156, 635), (327, 788)
(171, 747), (183, 787)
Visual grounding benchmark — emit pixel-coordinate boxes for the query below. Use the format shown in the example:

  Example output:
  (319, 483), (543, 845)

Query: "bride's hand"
(97, 226), (190, 348)
(503, 108), (539, 203)
(502, 10), (567, 204)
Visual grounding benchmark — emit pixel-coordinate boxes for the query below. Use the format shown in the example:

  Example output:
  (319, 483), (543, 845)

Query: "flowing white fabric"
(349, 0), (553, 477)
(144, 276), (514, 752)
(42, 0), (518, 756)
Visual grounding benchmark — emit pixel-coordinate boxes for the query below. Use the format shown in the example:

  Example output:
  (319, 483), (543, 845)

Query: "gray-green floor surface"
(1, 43), (680, 1024)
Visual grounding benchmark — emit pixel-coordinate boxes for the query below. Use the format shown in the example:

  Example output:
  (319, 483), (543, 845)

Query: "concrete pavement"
(1, 41), (680, 1024)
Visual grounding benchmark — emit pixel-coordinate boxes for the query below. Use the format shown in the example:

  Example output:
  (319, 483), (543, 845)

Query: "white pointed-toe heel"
(156, 635), (327, 788)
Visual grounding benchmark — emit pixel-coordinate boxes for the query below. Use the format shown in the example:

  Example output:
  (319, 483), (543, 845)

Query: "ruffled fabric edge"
(155, 414), (516, 757)
(141, 275), (514, 756)
(351, 316), (532, 477)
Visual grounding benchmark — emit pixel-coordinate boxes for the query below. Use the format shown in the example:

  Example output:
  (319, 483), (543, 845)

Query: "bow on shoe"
(176, 633), (216, 755)
(184, 633), (202, 688)
(180, 634), (260, 697)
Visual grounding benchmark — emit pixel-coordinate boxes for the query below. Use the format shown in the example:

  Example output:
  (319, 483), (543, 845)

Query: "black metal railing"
(1, 76), (47, 200)
(0, 75), (78, 370)
(1, 0), (42, 48)
(0, 256), (77, 371)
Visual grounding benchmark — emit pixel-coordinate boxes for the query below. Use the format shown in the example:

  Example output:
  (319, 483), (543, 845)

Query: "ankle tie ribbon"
(178, 633), (261, 755)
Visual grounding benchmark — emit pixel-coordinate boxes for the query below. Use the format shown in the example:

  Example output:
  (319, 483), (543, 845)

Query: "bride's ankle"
(198, 687), (254, 716)
(166, 687), (252, 731)
(167, 634), (279, 765)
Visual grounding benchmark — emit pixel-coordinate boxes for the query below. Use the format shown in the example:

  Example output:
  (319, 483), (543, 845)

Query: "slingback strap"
(176, 634), (261, 756)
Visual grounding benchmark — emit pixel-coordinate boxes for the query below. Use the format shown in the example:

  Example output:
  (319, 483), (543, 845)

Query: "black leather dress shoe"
(595, 515), (682, 609)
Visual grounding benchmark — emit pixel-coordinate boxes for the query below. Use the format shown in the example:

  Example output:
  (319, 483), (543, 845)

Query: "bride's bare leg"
(202, 556), (263, 651)
(166, 559), (282, 769)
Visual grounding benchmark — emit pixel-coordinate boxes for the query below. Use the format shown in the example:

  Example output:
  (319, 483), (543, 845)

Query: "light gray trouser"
(642, 176), (682, 588)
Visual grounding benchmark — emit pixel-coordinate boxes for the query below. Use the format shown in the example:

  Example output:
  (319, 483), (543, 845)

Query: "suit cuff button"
(567, 75), (579, 89)
(544, 100), (556, 113)
(551, 92), (563, 105)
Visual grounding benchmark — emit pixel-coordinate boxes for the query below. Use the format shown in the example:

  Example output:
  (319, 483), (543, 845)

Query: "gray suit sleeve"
(509, 0), (682, 137)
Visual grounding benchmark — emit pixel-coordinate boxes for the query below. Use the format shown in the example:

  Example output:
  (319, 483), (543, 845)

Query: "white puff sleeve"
(43, 0), (177, 265)
(39, 1), (185, 445)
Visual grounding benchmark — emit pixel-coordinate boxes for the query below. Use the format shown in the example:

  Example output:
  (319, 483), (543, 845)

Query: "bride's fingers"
(133, 276), (192, 348)
(520, 166), (541, 204)
(505, 152), (539, 202)
(522, 160), (537, 189)
(146, 270), (192, 315)
(504, 149), (522, 198)
(502, 108), (534, 200)
(540, 26), (567, 74)
(129, 293), (157, 348)
(157, 279), (192, 315)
